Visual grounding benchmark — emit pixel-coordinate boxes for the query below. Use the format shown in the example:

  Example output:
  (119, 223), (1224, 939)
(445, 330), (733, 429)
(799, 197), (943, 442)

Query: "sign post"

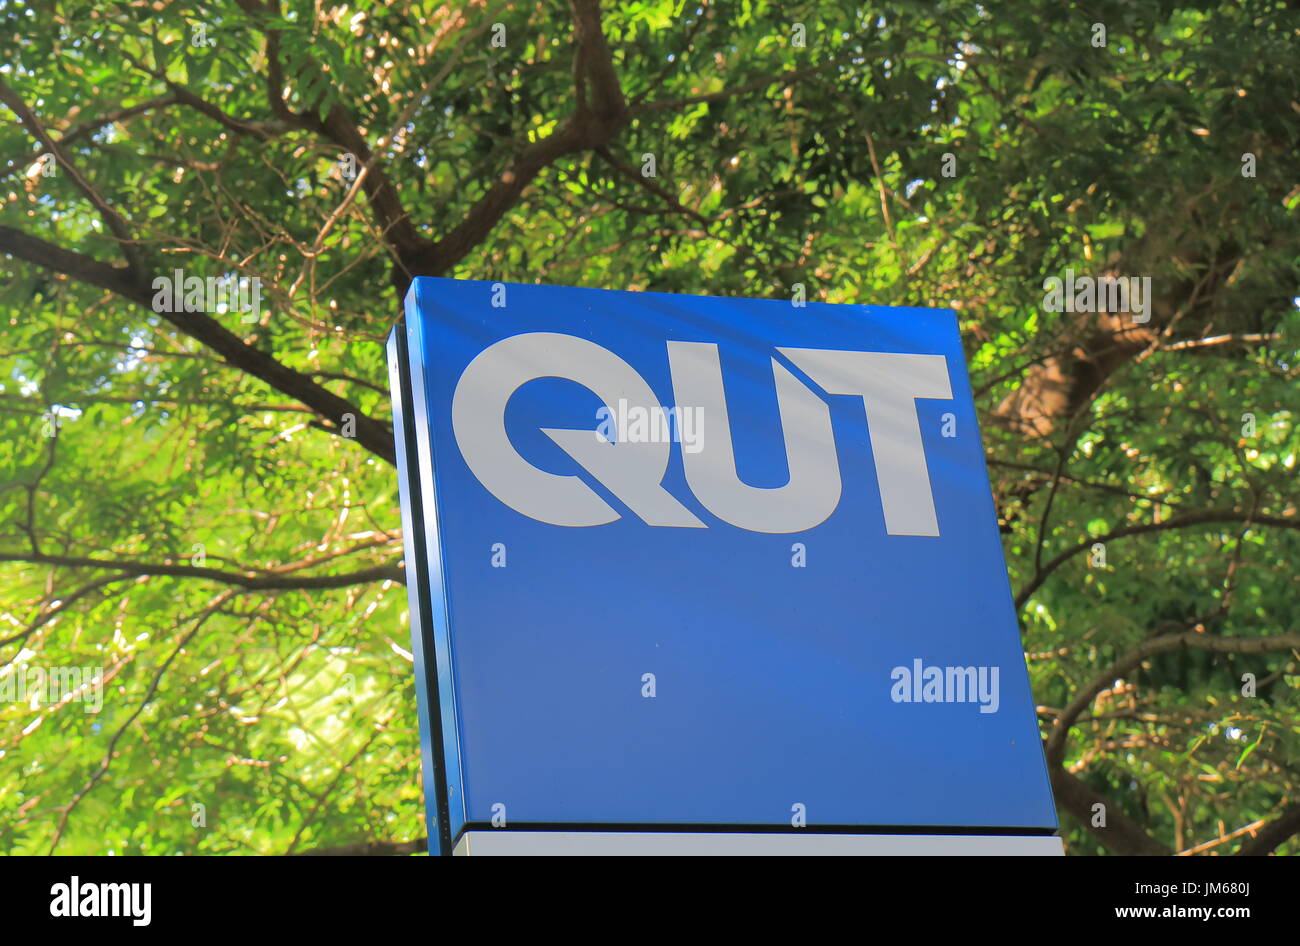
(388, 277), (1061, 855)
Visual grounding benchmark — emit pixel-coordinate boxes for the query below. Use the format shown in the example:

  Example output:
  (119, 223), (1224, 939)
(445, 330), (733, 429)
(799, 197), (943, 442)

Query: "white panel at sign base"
(453, 832), (1065, 856)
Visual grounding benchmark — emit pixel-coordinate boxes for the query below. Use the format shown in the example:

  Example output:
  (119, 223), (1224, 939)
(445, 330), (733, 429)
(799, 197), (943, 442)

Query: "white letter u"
(666, 342), (840, 533)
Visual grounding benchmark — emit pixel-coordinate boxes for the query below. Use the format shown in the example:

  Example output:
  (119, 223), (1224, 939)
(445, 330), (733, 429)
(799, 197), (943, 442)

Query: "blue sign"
(388, 277), (1057, 854)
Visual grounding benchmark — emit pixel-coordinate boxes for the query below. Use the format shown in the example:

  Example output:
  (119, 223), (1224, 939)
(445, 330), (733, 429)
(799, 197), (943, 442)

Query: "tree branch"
(296, 836), (427, 856)
(1045, 629), (1300, 766)
(402, 0), (630, 285)
(120, 50), (291, 140)
(0, 78), (144, 270)
(595, 147), (710, 223)
(630, 64), (835, 115)
(0, 225), (397, 464)
(232, 0), (428, 271)
(48, 593), (232, 852)
(0, 551), (404, 590)
(0, 94), (180, 181)
(0, 574), (127, 649)
(1015, 507), (1299, 609)
(1235, 802), (1300, 856)
(1049, 763), (1172, 856)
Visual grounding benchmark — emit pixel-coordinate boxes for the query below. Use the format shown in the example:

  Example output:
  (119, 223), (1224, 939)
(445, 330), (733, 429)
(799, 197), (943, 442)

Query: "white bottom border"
(453, 831), (1064, 856)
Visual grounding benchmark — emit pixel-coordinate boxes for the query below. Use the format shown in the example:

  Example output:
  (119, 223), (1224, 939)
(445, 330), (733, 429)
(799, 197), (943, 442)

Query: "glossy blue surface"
(393, 277), (1057, 834)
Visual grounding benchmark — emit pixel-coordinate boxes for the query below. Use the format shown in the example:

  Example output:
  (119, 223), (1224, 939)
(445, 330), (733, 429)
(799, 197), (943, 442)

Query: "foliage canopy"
(1, 0), (1297, 854)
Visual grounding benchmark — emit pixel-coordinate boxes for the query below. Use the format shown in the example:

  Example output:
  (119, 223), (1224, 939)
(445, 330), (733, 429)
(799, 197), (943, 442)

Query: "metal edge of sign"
(402, 284), (473, 847)
(388, 309), (455, 855)
(387, 323), (446, 854)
